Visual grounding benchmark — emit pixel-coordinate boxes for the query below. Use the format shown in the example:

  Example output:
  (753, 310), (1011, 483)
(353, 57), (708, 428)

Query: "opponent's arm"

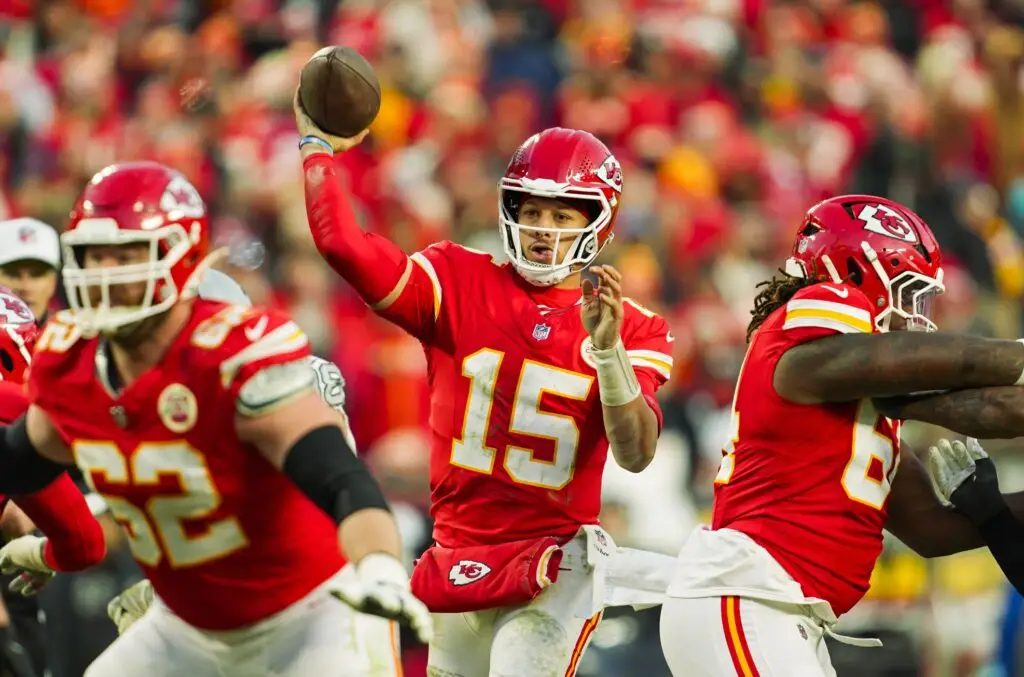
(885, 443), (984, 557)
(774, 333), (1024, 404)
(875, 386), (1024, 438)
(922, 438), (1024, 593)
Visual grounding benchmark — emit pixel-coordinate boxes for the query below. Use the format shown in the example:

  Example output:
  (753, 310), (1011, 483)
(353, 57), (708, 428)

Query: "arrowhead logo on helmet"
(787, 195), (945, 333)
(596, 155), (623, 193)
(857, 204), (917, 244)
(160, 176), (206, 221)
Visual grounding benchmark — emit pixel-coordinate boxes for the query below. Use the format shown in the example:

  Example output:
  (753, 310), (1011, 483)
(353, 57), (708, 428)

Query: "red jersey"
(378, 242), (673, 547)
(711, 282), (899, 616)
(28, 300), (345, 630)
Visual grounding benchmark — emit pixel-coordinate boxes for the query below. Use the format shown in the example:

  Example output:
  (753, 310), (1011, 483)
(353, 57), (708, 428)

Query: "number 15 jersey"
(690, 282), (899, 618)
(377, 242), (674, 548)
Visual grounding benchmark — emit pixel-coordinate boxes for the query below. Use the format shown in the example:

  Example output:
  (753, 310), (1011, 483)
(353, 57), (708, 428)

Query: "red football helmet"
(500, 128), (623, 286)
(62, 162), (211, 334)
(0, 287), (38, 384)
(785, 195), (944, 331)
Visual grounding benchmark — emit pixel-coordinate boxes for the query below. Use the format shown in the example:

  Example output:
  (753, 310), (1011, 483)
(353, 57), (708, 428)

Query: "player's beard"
(85, 282), (170, 348)
(103, 310), (171, 349)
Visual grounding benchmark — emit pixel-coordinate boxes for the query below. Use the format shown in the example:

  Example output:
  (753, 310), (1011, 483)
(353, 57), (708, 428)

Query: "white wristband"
(591, 340), (641, 407)
(1016, 339), (1024, 386)
(357, 552), (410, 588)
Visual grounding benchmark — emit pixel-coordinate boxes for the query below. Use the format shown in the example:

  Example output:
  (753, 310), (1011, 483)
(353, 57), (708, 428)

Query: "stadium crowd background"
(3, 0), (1024, 675)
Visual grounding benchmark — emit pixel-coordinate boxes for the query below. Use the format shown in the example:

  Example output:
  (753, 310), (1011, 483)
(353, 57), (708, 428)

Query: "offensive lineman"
(0, 161), (429, 676)
(660, 196), (1024, 676)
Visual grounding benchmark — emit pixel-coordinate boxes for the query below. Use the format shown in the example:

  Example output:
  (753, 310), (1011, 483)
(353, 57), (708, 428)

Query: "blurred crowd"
(5, 0), (1024, 675)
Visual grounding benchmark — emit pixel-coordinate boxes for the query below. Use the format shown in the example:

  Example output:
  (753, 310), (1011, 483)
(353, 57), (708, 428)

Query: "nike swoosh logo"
(666, 332), (675, 343)
(244, 316), (269, 342)
(820, 285), (849, 298)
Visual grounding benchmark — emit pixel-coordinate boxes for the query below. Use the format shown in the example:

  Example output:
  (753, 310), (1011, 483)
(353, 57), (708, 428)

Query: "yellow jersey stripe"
(409, 252), (442, 321)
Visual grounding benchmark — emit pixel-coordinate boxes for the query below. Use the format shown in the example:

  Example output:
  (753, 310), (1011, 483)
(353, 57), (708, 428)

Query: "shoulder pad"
(35, 312), (84, 355)
(784, 283), (875, 335)
(236, 360), (316, 417)
(189, 306), (310, 390)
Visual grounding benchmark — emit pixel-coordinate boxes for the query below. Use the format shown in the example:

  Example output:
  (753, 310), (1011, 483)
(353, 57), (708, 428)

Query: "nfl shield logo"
(532, 323), (551, 341)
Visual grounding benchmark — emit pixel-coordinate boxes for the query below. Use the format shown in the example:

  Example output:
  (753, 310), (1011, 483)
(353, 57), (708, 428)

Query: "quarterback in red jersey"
(659, 195), (1024, 676)
(0, 162), (429, 677)
(296, 95), (672, 675)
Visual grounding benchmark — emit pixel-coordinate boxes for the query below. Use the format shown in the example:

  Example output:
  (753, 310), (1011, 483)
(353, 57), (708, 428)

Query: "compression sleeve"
(282, 424), (390, 523)
(302, 153), (411, 295)
(302, 153), (447, 340)
(18, 474), (106, 571)
(0, 416), (65, 494)
(976, 506), (1024, 595)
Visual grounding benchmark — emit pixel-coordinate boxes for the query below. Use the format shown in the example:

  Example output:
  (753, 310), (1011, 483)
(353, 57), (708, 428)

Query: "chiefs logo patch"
(595, 155), (623, 193)
(157, 383), (198, 434)
(448, 559), (492, 587)
(857, 204), (917, 244)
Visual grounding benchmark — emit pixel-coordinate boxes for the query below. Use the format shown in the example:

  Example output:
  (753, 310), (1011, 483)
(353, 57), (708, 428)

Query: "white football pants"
(659, 596), (838, 677)
(84, 566), (401, 677)
(427, 536), (601, 677)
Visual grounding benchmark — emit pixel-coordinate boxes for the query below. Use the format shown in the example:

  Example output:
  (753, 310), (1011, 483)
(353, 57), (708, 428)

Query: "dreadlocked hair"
(746, 269), (817, 342)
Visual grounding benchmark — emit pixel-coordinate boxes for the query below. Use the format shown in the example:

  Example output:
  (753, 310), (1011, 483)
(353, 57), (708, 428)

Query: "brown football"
(298, 46), (381, 138)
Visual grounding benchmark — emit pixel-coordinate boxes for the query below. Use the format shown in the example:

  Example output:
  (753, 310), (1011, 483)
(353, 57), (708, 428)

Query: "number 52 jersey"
(670, 282), (900, 619)
(26, 301), (345, 631)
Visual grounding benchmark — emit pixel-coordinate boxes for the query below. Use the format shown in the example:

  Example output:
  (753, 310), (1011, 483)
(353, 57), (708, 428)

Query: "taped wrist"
(282, 425), (390, 524)
(592, 340), (641, 407)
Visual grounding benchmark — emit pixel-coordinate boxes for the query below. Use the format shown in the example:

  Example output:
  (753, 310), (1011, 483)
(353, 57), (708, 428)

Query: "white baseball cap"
(0, 218), (60, 269)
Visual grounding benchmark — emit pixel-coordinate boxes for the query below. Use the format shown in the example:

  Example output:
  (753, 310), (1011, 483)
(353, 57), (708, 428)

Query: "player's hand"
(581, 265), (625, 350)
(293, 88), (370, 154)
(106, 579), (155, 635)
(0, 535), (54, 596)
(927, 437), (1006, 523)
(329, 554), (432, 643)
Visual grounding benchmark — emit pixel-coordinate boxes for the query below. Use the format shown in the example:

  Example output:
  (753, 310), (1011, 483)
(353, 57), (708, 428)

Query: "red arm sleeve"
(18, 474), (106, 572)
(302, 153), (438, 339)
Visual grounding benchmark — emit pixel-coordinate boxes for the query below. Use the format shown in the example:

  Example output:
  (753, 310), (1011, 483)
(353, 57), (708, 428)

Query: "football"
(298, 46), (381, 138)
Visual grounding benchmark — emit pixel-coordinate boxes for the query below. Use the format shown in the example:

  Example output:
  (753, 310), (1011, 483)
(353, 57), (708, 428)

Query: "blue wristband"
(299, 135), (334, 155)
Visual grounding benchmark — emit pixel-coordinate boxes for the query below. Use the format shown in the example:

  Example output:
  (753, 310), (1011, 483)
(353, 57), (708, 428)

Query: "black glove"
(950, 457), (1007, 524)
(927, 438), (1006, 525)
